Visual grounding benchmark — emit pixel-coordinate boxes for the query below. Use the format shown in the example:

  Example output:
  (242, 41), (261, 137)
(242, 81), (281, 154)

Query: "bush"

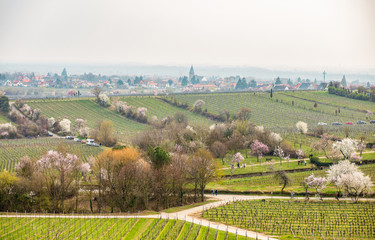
(310, 156), (332, 167)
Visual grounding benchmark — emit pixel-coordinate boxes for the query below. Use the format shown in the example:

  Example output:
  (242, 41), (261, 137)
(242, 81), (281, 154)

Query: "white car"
(317, 122), (327, 126)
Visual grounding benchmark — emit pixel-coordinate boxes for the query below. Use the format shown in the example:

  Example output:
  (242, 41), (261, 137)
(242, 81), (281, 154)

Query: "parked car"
(81, 140), (86, 144)
(318, 122), (327, 126)
(65, 136), (74, 140)
(48, 132), (54, 136)
(86, 139), (95, 145)
(370, 120), (375, 124)
(332, 122), (342, 125)
(74, 138), (81, 142)
(87, 143), (100, 147)
(346, 122), (353, 125)
(357, 120), (366, 124)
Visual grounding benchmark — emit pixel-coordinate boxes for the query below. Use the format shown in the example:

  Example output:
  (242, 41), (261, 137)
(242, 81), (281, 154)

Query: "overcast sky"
(0, 0), (374, 72)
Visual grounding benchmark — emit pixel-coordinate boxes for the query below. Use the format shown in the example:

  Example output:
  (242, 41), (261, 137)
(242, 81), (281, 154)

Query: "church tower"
(341, 75), (347, 88)
(189, 65), (195, 82)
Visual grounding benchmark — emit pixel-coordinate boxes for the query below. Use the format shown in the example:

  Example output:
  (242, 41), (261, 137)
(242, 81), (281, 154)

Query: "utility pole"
(323, 71), (326, 82)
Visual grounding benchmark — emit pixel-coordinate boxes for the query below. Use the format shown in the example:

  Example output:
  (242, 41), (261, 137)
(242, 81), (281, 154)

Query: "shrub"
(310, 156), (332, 167)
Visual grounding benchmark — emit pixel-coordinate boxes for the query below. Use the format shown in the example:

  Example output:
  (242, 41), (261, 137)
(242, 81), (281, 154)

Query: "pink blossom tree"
(304, 173), (327, 200)
(67, 89), (77, 96)
(250, 140), (269, 163)
(36, 150), (81, 211)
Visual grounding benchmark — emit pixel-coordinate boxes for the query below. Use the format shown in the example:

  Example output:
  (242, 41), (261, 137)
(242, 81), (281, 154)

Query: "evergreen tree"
(0, 95), (10, 113)
(275, 77), (282, 85)
(249, 79), (257, 88)
(287, 78), (293, 86)
(181, 76), (188, 86)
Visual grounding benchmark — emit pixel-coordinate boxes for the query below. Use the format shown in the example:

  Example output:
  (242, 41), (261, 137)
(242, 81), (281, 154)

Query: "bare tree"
(187, 149), (219, 202)
(210, 141), (227, 165)
(91, 87), (102, 102)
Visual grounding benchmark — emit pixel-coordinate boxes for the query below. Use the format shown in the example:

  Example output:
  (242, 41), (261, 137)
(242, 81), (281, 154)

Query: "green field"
(0, 217), (251, 240)
(0, 138), (103, 171)
(0, 113), (9, 124)
(203, 199), (375, 239)
(26, 99), (150, 143)
(120, 96), (215, 127)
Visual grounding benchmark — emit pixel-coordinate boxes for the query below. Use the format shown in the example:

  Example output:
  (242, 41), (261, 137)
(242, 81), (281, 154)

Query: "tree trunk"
(281, 181), (287, 193)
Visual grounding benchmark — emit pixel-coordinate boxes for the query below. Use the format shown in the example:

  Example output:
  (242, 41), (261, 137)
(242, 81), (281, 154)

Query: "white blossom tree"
(270, 132), (283, 145)
(296, 121), (308, 134)
(98, 94), (110, 107)
(332, 138), (357, 159)
(273, 146), (284, 165)
(296, 121), (308, 148)
(60, 118), (71, 134)
(337, 171), (373, 203)
(229, 152), (244, 178)
(47, 117), (55, 129)
(326, 160), (373, 202)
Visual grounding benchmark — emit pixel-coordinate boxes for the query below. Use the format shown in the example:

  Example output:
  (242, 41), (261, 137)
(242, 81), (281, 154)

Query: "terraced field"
(120, 96), (215, 127)
(0, 138), (103, 171)
(203, 200), (375, 239)
(0, 217), (250, 240)
(26, 99), (150, 143)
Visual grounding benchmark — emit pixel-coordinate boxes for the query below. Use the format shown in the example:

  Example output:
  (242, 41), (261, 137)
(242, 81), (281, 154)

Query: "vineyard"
(120, 96), (215, 127)
(282, 91), (375, 113)
(0, 217), (250, 240)
(203, 199), (375, 239)
(26, 99), (150, 143)
(208, 163), (375, 194)
(165, 92), (375, 138)
(0, 138), (103, 171)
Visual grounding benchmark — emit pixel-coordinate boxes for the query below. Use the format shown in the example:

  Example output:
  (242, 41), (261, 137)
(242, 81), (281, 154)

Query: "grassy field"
(0, 138), (103, 172)
(26, 99), (150, 143)
(203, 199), (375, 239)
(0, 113), (9, 124)
(120, 96), (215, 127)
(0, 217), (252, 240)
(208, 162), (375, 194)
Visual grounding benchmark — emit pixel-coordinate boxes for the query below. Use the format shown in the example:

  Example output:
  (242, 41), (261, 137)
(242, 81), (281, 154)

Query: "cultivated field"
(26, 99), (150, 143)
(0, 217), (250, 240)
(0, 138), (103, 172)
(203, 199), (375, 239)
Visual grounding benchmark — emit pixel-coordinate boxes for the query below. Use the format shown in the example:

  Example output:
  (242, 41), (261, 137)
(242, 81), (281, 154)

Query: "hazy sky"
(1, 0), (374, 72)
